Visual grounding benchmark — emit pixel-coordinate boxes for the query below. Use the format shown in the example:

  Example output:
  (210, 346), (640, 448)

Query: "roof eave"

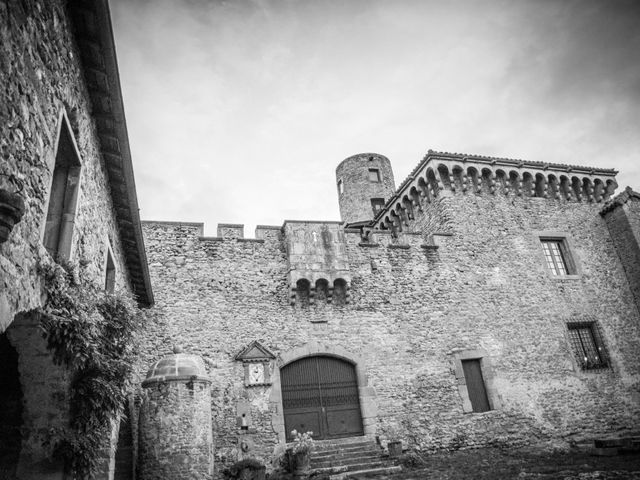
(69, 0), (154, 306)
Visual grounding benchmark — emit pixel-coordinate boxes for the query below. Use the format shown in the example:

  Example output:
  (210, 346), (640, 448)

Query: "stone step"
(313, 445), (381, 459)
(313, 460), (391, 476)
(312, 436), (376, 446)
(308, 436), (400, 480)
(312, 453), (385, 469)
(330, 465), (403, 480)
(313, 440), (378, 452)
(591, 436), (640, 455)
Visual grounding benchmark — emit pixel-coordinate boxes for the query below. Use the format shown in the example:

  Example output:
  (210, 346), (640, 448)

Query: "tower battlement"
(372, 150), (618, 233)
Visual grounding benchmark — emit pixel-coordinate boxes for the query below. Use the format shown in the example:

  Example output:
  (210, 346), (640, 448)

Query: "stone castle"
(1, 1), (639, 479)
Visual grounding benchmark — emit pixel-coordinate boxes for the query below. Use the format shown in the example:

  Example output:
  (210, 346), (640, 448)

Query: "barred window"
(567, 322), (609, 370)
(541, 238), (575, 275)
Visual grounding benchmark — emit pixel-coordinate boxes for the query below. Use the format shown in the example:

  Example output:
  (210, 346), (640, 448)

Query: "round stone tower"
(139, 347), (213, 480)
(336, 153), (396, 224)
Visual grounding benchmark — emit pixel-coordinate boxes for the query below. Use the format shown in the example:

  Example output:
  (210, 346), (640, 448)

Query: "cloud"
(111, 0), (640, 233)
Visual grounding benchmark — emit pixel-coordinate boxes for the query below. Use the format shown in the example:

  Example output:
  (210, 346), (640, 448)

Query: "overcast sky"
(111, 0), (640, 237)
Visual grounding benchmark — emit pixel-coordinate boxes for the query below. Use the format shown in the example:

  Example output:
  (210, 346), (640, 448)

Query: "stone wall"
(602, 193), (640, 313)
(0, 0), (133, 330)
(140, 183), (640, 477)
(1, 1), (137, 477)
(139, 380), (213, 480)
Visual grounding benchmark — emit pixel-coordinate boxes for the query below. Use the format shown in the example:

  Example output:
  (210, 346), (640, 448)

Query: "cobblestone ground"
(350, 448), (640, 479)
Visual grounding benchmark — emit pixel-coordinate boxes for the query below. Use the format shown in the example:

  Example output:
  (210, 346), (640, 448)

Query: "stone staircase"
(591, 436), (640, 456)
(310, 437), (402, 479)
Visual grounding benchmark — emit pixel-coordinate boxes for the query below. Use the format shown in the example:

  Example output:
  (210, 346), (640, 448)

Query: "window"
(368, 168), (380, 182)
(105, 245), (116, 293)
(337, 179), (344, 195)
(540, 238), (575, 276)
(370, 198), (385, 215)
(567, 322), (609, 370)
(43, 116), (82, 261)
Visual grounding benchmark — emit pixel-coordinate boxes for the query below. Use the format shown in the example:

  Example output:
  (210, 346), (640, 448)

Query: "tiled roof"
(69, 0), (153, 306)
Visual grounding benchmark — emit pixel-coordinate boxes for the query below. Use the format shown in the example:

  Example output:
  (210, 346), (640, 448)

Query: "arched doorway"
(281, 355), (364, 441)
(0, 332), (23, 477)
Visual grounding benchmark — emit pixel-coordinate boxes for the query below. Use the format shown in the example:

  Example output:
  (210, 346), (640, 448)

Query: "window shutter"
(558, 240), (575, 274)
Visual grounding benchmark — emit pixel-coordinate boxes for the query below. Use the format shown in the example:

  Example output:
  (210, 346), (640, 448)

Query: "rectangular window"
(567, 322), (609, 370)
(44, 118), (81, 261)
(337, 179), (344, 195)
(461, 359), (491, 413)
(541, 238), (575, 275)
(368, 168), (380, 182)
(370, 198), (385, 215)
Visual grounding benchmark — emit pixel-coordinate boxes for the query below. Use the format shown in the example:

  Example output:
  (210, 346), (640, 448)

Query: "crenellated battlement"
(373, 150), (619, 233)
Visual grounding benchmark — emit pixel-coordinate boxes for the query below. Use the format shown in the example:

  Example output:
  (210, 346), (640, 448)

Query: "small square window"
(567, 322), (609, 370)
(337, 179), (344, 195)
(370, 198), (385, 215)
(540, 238), (575, 275)
(368, 168), (381, 182)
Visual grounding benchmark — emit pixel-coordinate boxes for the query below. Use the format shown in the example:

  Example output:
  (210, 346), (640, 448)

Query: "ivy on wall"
(37, 261), (144, 479)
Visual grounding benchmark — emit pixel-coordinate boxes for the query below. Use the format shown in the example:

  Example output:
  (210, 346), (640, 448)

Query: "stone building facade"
(140, 151), (640, 477)
(3, 1), (640, 479)
(0, 1), (152, 478)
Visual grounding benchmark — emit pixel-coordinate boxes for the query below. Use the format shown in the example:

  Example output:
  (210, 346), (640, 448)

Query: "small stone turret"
(336, 153), (396, 225)
(139, 347), (213, 480)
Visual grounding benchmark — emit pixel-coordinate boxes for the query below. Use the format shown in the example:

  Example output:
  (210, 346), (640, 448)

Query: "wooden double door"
(281, 356), (364, 441)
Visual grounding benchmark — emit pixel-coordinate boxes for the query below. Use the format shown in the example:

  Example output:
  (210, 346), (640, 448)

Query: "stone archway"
(281, 355), (363, 440)
(269, 342), (377, 444)
(4, 311), (69, 479)
(0, 332), (23, 478)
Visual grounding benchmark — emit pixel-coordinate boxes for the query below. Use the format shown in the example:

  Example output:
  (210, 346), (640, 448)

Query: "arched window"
(296, 279), (311, 307)
(315, 279), (329, 303)
(333, 279), (347, 306)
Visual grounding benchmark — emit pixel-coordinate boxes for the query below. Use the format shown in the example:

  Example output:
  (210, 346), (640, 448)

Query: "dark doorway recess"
(114, 413), (134, 480)
(462, 359), (491, 413)
(0, 333), (23, 476)
(281, 356), (363, 441)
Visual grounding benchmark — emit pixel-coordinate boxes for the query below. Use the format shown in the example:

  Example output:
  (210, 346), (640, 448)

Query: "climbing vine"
(38, 261), (144, 479)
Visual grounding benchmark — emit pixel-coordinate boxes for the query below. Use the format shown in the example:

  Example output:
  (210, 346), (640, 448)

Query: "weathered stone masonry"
(4, 1), (640, 478)
(1, 1), (152, 478)
(140, 152), (640, 478)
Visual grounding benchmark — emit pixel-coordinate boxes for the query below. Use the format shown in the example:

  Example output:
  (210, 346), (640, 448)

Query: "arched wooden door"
(281, 356), (363, 441)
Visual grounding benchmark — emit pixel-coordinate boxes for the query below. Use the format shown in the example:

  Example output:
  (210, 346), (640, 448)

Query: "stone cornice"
(372, 149), (619, 232)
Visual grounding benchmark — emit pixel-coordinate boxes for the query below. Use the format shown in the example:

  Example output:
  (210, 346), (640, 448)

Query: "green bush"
(38, 261), (144, 479)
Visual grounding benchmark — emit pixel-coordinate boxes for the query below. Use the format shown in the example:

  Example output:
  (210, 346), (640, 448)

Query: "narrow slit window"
(337, 179), (344, 195)
(105, 247), (116, 293)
